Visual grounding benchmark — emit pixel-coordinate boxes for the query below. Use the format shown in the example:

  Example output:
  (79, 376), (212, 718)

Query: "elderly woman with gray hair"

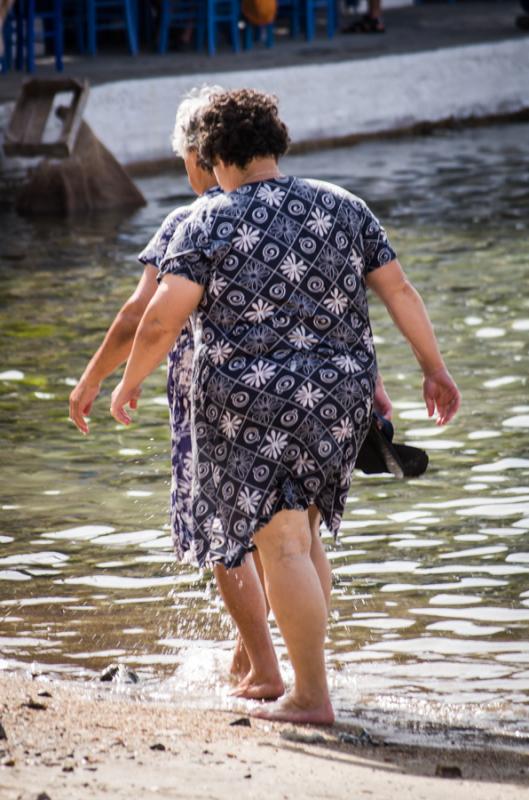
(110, 88), (460, 724)
(69, 87), (284, 702)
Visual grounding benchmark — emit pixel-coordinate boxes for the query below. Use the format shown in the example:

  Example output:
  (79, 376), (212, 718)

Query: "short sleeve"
(138, 206), (191, 269)
(158, 216), (215, 288)
(361, 203), (397, 273)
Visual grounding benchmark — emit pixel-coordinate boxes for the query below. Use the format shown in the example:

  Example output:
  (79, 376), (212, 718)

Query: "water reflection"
(1, 122), (529, 746)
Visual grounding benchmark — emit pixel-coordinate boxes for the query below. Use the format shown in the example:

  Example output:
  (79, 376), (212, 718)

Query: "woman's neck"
(214, 158), (282, 192)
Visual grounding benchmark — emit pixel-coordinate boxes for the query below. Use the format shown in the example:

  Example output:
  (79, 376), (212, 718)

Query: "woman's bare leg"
(222, 551), (271, 681)
(308, 505), (332, 613)
(234, 508), (331, 684)
(214, 556), (284, 700)
(251, 509), (335, 725)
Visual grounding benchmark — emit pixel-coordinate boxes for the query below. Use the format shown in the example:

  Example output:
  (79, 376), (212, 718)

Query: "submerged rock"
(435, 764), (463, 779)
(99, 664), (139, 684)
(338, 729), (379, 747)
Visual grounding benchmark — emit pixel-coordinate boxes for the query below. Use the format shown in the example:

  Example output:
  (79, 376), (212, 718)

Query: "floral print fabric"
(159, 176), (396, 569)
(138, 192), (219, 561)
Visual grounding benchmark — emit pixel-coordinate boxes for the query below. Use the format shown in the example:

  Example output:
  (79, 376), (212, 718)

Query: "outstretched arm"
(110, 274), (204, 426)
(367, 259), (461, 425)
(69, 265), (159, 434)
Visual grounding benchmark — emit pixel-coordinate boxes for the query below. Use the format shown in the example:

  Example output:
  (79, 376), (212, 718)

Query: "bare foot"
(229, 635), (251, 682)
(249, 693), (335, 725)
(231, 670), (284, 701)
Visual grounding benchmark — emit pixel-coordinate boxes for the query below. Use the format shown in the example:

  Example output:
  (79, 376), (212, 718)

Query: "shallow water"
(1, 122), (528, 749)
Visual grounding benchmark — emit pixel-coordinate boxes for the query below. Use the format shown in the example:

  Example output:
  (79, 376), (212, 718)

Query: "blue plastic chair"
(159, 0), (239, 55)
(27, 0), (64, 70)
(275, 0), (301, 37)
(85, 0), (139, 55)
(204, 0), (240, 55)
(157, 0), (205, 53)
(243, 21), (273, 49)
(305, 0), (336, 40)
(2, 0), (63, 73)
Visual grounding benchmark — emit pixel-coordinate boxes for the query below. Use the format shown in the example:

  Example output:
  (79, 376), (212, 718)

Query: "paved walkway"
(0, 2), (526, 104)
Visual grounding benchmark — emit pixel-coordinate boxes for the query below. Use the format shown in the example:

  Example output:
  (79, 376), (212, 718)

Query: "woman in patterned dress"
(110, 88), (460, 725)
(69, 87), (285, 700)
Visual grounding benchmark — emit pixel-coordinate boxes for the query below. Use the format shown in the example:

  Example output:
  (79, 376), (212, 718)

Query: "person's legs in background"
(342, 0), (385, 33)
(214, 556), (284, 700)
(517, 0), (529, 30)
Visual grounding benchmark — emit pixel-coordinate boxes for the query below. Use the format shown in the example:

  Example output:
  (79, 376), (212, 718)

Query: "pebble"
(229, 717), (251, 727)
(0, 722), (6, 740)
(21, 699), (48, 711)
(149, 743), (166, 751)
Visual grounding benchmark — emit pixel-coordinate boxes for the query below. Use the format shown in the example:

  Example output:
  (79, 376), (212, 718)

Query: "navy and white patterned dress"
(138, 189), (221, 561)
(158, 176), (396, 569)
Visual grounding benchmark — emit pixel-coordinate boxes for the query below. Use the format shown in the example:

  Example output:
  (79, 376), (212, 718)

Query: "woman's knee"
(254, 509), (311, 560)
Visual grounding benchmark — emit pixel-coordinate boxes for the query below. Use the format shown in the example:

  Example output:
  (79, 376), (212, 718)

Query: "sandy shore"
(0, 672), (528, 800)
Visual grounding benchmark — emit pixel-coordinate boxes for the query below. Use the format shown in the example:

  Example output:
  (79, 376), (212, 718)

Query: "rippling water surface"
(1, 123), (528, 749)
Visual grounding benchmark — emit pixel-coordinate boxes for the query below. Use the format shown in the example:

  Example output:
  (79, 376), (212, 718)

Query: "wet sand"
(0, 672), (528, 800)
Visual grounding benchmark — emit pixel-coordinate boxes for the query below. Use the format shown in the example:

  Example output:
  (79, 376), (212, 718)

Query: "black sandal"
(342, 14), (385, 34)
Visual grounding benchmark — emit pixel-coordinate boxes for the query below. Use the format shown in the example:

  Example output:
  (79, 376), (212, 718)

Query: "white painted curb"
(82, 38), (529, 166)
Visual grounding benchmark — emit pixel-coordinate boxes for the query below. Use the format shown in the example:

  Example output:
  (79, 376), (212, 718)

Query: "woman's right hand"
(423, 367), (461, 426)
(69, 380), (101, 435)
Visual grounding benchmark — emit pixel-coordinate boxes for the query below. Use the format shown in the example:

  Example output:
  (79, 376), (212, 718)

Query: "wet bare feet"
(249, 692), (335, 725)
(229, 635), (251, 682)
(231, 669), (285, 701)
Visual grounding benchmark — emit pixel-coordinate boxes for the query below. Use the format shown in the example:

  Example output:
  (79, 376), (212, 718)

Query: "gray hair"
(171, 85), (224, 157)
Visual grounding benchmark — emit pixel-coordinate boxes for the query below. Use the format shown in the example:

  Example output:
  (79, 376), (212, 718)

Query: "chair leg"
(244, 23), (253, 49)
(196, 2), (206, 52)
(206, 0), (215, 55)
(123, 0), (139, 55)
(2, 13), (12, 71)
(291, 0), (300, 37)
(265, 22), (273, 47)
(230, 0), (239, 52)
(305, 0), (314, 40)
(86, 0), (96, 54)
(15, 1), (24, 69)
(54, 0), (64, 70)
(26, 0), (35, 72)
(158, 0), (169, 52)
(327, 0), (335, 38)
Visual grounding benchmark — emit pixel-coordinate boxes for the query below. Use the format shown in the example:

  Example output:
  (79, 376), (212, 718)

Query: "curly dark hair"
(197, 89), (290, 170)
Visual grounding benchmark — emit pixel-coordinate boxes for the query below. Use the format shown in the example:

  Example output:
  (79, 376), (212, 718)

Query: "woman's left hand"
(423, 367), (461, 426)
(110, 381), (142, 425)
(374, 373), (392, 420)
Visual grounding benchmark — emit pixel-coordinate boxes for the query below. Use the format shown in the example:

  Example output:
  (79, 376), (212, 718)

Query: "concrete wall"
(80, 38), (529, 166)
